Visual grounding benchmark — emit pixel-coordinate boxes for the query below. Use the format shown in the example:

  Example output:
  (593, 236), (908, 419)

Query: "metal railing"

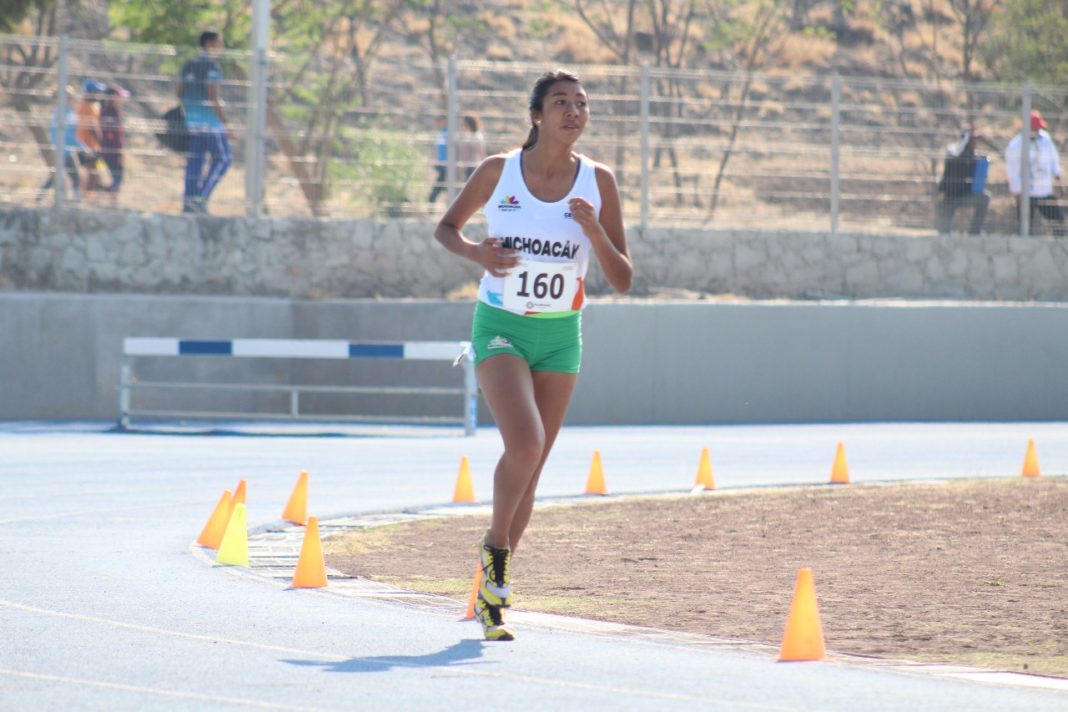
(3, 31), (1066, 236)
(118, 337), (478, 435)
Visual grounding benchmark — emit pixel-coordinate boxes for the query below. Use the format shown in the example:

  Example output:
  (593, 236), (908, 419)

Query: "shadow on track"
(282, 639), (487, 673)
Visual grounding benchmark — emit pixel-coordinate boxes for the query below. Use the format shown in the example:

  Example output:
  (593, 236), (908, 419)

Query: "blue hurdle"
(118, 338), (478, 435)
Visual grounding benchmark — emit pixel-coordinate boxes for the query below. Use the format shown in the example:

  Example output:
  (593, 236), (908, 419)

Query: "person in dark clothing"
(100, 85), (129, 202)
(936, 127), (990, 235)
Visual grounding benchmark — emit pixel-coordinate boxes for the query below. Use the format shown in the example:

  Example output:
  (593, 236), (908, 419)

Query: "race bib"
(502, 257), (578, 313)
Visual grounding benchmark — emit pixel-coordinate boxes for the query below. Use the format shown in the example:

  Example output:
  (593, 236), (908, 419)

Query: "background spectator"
(1005, 110), (1064, 237)
(178, 30), (232, 214)
(99, 85), (129, 204)
(428, 115), (448, 203)
(936, 127), (990, 235)
(76, 79), (107, 194)
(459, 114), (486, 181)
(37, 86), (83, 202)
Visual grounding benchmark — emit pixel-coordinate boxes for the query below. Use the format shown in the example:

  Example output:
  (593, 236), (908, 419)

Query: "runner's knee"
(503, 430), (545, 471)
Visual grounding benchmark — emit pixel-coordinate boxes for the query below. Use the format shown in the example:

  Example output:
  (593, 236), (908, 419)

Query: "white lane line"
(0, 598), (816, 711)
(0, 598), (337, 659)
(0, 667), (331, 711)
(379, 665), (812, 711)
(0, 500), (206, 525)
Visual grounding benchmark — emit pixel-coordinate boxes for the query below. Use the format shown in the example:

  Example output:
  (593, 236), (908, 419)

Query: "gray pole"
(830, 73), (841, 236)
(463, 350), (477, 437)
(640, 63), (650, 234)
(1019, 80), (1032, 238)
(446, 55), (458, 203)
(245, 0), (270, 218)
(53, 35), (70, 210)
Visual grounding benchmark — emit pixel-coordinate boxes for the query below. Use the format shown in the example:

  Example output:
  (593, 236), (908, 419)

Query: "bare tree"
(0, 6), (61, 166)
(947, 0), (1000, 83)
(573, 0), (640, 64)
(646, 0), (704, 205)
(706, 0), (790, 218)
(398, 1), (493, 109)
(265, 0), (406, 214)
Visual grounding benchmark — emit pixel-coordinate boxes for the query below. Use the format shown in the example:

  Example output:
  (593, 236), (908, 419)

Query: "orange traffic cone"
(452, 456), (476, 503)
(1022, 439), (1041, 477)
(830, 442), (850, 484)
(291, 516), (328, 588)
(232, 479), (247, 505)
(196, 489), (234, 550)
(464, 562), (482, 620)
(585, 450), (608, 495)
(282, 470), (309, 525)
(779, 568), (826, 662)
(694, 447), (715, 490)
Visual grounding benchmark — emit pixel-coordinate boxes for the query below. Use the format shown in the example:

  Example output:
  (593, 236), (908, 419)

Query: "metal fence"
(3, 32), (1067, 236)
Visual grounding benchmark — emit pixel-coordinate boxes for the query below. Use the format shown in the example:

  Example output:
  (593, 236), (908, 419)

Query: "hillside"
(0, 0), (1054, 234)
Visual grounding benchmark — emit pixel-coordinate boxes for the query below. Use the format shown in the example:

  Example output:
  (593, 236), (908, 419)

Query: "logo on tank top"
(499, 236), (580, 259)
(497, 195), (521, 211)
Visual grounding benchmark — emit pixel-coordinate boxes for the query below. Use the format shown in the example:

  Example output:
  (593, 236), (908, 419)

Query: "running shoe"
(474, 594), (515, 641)
(480, 535), (512, 607)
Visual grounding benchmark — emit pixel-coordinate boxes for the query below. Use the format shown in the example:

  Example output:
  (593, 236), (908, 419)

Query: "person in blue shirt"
(427, 116), (449, 203)
(38, 86), (85, 202)
(178, 30), (232, 214)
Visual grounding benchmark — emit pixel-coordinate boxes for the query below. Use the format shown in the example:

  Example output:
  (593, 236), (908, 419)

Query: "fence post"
(464, 350), (478, 436)
(640, 63), (651, 234)
(53, 35), (70, 211)
(245, 0), (270, 218)
(118, 359), (131, 430)
(830, 73), (841, 236)
(1019, 80), (1032, 238)
(446, 55), (458, 203)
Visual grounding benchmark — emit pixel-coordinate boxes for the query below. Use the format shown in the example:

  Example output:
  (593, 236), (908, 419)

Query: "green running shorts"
(470, 301), (582, 373)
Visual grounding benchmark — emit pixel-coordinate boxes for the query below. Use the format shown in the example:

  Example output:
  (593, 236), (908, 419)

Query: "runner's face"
(534, 81), (588, 143)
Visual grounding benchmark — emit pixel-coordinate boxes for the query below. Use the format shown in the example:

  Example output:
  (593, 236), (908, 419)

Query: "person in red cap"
(1005, 109), (1064, 236)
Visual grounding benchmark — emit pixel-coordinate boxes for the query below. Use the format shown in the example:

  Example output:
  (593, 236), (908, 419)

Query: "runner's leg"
(509, 370), (578, 551)
(477, 354), (545, 549)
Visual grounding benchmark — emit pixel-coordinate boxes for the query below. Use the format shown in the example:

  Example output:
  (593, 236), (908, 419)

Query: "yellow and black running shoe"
(474, 594), (515, 641)
(479, 535), (513, 607)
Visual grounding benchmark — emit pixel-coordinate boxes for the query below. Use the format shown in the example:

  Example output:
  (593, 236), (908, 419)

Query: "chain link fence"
(3, 32), (1066, 236)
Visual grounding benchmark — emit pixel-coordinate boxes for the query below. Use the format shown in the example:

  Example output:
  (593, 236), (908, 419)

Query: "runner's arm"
(434, 155), (519, 278)
(569, 164), (632, 293)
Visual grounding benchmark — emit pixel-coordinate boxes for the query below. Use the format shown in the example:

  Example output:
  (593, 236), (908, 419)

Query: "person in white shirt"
(1005, 110), (1064, 236)
(434, 69), (632, 641)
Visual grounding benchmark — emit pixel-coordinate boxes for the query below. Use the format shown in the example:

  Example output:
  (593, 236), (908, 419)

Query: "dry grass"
(327, 478), (1068, 677)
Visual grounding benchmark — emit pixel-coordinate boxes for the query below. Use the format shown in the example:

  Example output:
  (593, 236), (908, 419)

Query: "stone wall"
(3, 206), (1068, 300)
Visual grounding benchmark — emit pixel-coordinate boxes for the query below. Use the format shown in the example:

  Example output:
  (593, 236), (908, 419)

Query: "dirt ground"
(326, 478), (1068, 677)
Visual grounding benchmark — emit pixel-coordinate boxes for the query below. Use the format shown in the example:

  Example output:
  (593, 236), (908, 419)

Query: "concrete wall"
(5, 206), (1068, 301)
(4, 292), (1067, 424)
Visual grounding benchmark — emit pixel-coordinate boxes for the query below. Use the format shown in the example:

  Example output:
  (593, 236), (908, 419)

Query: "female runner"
(434, 69), (632, 640)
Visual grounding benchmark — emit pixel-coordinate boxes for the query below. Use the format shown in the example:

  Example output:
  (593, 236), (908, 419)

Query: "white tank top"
(477, 148), (601, 315)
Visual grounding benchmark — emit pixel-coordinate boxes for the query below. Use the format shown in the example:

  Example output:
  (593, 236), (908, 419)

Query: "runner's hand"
(476, 237), (520, 277)
(568, 197), (600, 238)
